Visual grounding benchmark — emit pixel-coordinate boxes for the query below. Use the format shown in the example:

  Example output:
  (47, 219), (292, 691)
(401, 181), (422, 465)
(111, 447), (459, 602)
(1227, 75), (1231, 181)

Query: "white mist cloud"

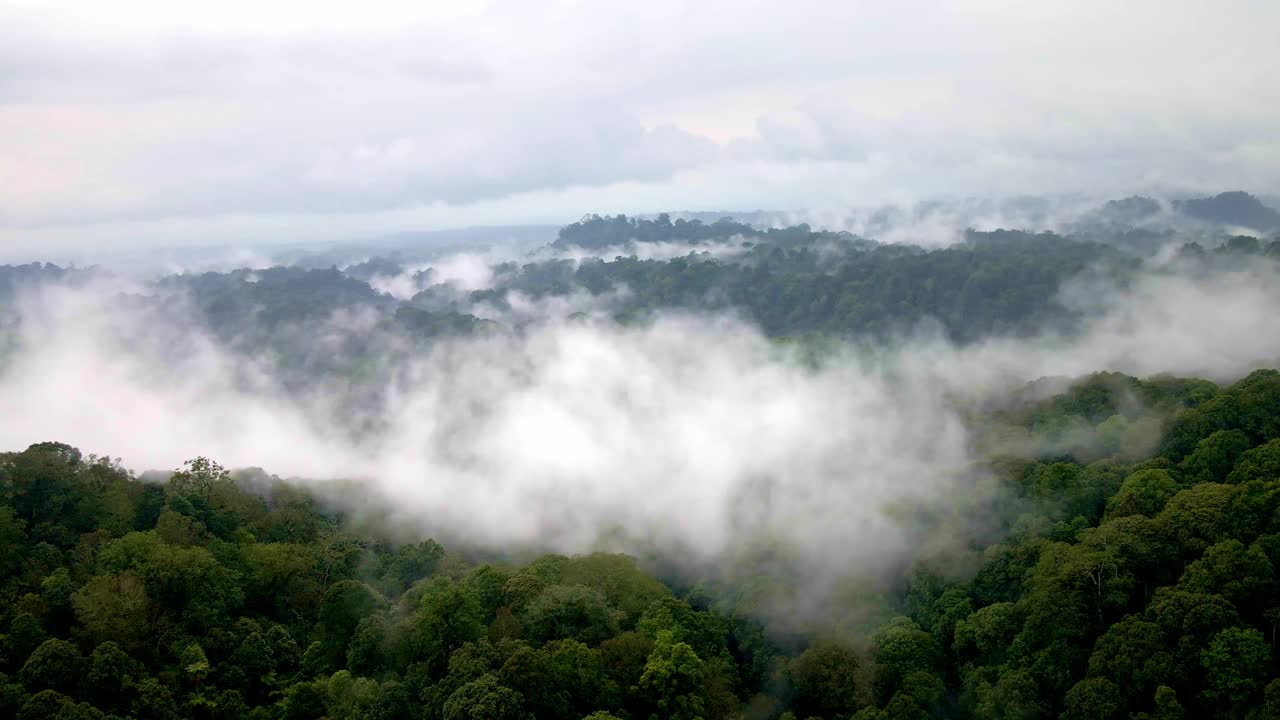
(366, 251), (509, 300)
(365, 238), (751, 306)
(2, 262), (1279, 578)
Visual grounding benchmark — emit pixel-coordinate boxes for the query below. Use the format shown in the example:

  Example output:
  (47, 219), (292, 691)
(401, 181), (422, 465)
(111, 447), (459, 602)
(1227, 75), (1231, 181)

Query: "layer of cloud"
(2, 261), (1279, 588)
(2, 0), (1278, 255)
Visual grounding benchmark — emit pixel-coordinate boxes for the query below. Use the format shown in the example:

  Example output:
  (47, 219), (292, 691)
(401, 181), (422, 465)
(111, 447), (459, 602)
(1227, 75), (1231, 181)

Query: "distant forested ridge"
(3, 193), (1279, 360)
(1174, 192), (1280, 232)
(155, 214), (1280, 354)
(550, 213), (855, 251)
(477, 227), (1123, 342)
(3, 367), (1280, 719)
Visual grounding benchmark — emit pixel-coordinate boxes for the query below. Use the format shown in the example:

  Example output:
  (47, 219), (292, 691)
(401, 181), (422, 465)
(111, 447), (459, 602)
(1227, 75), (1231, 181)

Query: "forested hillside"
(8, 0), (1280, 711)
(5, 214), (1279, 370)
(3, 368), (1279, 720)
(2, 205), (1280, 720)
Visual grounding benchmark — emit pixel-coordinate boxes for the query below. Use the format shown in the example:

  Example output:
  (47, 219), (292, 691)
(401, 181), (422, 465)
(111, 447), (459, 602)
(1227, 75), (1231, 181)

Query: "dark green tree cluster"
(4, 368), (1280, 719)
(0, 444), (794, 720)
(878, 369), (1280, 720)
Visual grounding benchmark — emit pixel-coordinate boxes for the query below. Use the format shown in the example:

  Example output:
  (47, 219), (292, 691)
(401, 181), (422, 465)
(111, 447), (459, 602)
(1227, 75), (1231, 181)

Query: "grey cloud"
(0, 22), (491, 103)
(1, 0), (1278, 245)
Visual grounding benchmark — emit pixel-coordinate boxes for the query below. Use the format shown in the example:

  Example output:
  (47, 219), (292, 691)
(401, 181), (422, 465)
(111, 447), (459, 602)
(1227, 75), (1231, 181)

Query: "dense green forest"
(3, 367), (1280, 720)
(159, 217), (1280, 350)
(470, 227), (1118, 342)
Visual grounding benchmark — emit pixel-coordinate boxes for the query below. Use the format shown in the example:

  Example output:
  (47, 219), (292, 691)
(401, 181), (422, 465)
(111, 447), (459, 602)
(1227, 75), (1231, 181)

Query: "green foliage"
(1061, 676), (1123, 720)
(18, 689), (75, 720)
(1200, 627), (1273, 715)
(19, 638), (82, 694)
(1086, 616), (1175, 703)
(1106, 469), (1179, 519)
(442, 673), (527, 720)
(132, 676), (180, 720)
(180, 641), (210, 681)
(345, 613), (389, 675)
(482, 226), (1122, 343)
(1153, 685), (1186, 720)
(319, 579), (385, 659)
(0, 506), (26, 576)
(86, 641), (140, 709)
(412, 578), (486, 672)
(5, 612), (47, 664)
(872, 617), (942, 704)
(502, 572), (548, 613)
(466, 564), (511, 619)
(639, 630), (706, 720)
(71, 571), (151, 650)
(1227, 439), (1280, 485)
(2, 360), (1280, 720)
(1155, 483), (1235, 557)
(1179, 430), (1252, 484)
(96, 531), (244, 632)
(520, 584), (623, 646)
(559, 554), (671, 626)
(787, 642), (862, 719)
(1178, 540), (1276, 611)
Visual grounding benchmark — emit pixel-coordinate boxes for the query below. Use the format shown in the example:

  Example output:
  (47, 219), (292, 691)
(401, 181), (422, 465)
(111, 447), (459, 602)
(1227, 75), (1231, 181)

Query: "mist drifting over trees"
(3, 189), (1280, 718)
(4, 1), (1280, 717)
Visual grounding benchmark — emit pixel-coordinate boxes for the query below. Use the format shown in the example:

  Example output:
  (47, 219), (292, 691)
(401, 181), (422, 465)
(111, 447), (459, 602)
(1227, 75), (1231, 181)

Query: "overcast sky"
(1, 0), (1278, 256)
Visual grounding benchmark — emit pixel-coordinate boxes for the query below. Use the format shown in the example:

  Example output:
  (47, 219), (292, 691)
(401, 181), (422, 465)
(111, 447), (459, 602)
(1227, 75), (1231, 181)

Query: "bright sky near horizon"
(1, 0), (1277, 254)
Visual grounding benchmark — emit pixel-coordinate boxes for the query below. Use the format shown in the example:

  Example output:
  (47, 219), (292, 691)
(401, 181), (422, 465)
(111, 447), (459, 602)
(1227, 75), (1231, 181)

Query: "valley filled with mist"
(3, 188), (1280, 720)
